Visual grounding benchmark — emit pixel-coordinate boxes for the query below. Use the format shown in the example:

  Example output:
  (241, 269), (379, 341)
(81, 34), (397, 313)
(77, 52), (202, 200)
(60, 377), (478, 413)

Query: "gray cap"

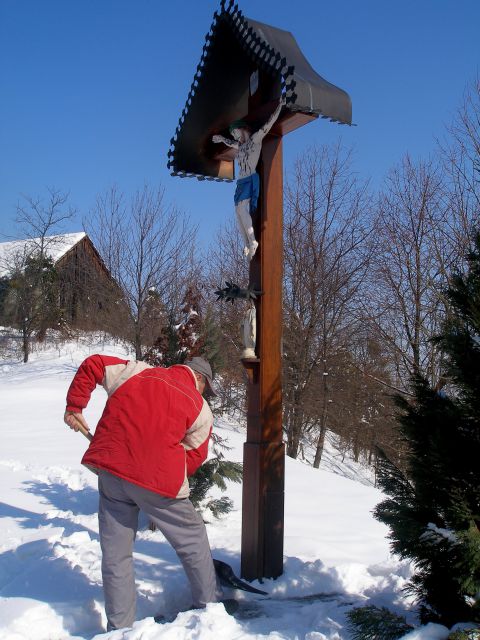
(185, 356), (217, 396)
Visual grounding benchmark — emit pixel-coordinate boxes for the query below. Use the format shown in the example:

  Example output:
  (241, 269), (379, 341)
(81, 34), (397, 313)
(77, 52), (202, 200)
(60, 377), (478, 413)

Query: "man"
(64, 354), (223, 630)
(212, 96), (284, 260)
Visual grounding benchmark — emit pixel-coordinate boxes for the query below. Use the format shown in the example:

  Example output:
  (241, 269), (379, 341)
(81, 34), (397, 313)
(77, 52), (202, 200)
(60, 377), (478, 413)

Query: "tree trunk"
(286, 411), (302, 459)
(313, 368), (329, 468)
(313, 424), (327, 468)
(285, 393), (303, 459)
(134, 324), (142, 360)
(22, 323), (29, 363)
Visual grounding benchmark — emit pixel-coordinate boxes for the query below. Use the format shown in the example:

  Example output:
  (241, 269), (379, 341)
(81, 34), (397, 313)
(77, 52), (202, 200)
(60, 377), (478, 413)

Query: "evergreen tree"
(177, 285), (203, 358)
(346, 605), (413, 640)
(374, 232), (480, 627)
(144, 285), (206, 367)
(197, 303), (225, 379)
(189, 433), (242, 518)
(4, 253), (61, 361)
(144, 310), (183, 367)
(0, 277), (9, 322)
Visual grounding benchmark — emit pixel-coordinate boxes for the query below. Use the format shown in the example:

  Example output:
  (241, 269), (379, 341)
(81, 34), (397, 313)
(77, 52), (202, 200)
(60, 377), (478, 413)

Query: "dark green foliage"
(189, 433), (243, 518)
(0, 277), (9, 321)
(144, 285), (225, 373)
(374, 231), (480, 627)
(4, 253), (62, 360)
(346, 605), (413, 640)
(448, 628), (480, 640)
(202, 495), (235, 519)
(144, 311), (184, 367)
(177, 285), (203, 357)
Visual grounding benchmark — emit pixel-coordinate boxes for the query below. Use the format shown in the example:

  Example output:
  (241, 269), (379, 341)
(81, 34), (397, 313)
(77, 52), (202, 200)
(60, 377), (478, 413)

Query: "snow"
(421, 523), (458, 545)
(0, 232), (86, 277)
(0, 334), (472, 639)
(399, 624), (450, 640)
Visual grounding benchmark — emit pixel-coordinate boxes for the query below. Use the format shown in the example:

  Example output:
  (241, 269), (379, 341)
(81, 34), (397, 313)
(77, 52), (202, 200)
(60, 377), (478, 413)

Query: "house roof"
(0, 232), (86, 278)
(167, 0), (352, 182)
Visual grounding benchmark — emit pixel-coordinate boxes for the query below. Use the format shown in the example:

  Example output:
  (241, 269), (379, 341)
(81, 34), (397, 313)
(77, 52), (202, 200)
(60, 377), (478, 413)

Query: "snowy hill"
(0, 334), (454, 640)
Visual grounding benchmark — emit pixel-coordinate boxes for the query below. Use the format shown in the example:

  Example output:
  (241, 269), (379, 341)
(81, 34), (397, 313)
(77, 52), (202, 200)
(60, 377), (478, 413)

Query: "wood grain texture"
(241, 134), (285, 581)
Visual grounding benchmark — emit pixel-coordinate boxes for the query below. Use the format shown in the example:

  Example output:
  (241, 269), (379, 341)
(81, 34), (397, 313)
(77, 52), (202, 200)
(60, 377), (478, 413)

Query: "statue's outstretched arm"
(252, 97), (285, 142)
(212, 134), (239, 149)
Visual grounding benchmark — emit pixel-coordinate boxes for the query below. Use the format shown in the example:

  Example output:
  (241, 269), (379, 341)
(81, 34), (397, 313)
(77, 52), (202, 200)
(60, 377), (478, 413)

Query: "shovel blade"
(213, 559), (268, 595)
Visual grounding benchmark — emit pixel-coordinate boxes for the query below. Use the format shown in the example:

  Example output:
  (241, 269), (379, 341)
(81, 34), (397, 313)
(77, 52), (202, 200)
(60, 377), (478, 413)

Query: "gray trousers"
(98, 470), (220, 630)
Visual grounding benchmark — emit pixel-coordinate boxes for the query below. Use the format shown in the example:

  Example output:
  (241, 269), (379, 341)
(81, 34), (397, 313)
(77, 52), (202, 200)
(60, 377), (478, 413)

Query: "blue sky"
(1, 0), (479, 248)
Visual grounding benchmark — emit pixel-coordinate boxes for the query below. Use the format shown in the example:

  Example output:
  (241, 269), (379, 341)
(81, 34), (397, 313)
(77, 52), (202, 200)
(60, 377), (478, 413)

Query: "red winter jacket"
(65, 355), (213, 498)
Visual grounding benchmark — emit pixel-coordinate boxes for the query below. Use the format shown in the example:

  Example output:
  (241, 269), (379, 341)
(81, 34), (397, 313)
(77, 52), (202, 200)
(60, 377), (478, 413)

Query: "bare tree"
(438, 75), (480, 270)
(367, 155), (447, 388)
(282, 143), (374, 466)
(15, 187), (77, 257)
(204, 218), (250, 416)
(86, 185), (197, 359)
(333, 331), (403, 469)
(0, 188), (76, 361)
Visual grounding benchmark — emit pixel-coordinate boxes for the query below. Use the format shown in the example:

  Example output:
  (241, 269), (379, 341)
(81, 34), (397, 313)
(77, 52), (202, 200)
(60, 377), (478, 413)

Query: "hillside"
(0, 334), (452, 639)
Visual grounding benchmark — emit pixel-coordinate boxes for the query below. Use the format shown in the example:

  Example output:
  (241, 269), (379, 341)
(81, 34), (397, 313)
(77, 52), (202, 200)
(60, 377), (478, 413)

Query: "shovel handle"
(66, 411), (93, 441)
(69, 417), (96, 475)
(78, 423), (93, 441)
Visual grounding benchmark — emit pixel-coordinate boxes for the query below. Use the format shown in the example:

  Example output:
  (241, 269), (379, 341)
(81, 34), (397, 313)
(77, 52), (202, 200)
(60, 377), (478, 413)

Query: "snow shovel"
(213, 559), (268, 595)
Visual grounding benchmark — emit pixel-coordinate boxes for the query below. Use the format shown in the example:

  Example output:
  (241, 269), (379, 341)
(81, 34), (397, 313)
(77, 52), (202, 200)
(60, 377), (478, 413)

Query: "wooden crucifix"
(238, 107), (286, 581)
(167, 0), (352, 582)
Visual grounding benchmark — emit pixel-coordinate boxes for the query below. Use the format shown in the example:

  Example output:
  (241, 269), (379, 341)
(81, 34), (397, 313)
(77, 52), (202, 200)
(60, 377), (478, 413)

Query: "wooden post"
(241, 133), (285, 580)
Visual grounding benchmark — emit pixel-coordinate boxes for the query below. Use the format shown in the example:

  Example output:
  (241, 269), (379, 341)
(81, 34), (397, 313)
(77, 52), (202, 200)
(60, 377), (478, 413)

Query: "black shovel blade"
(213, 559), (269, 595)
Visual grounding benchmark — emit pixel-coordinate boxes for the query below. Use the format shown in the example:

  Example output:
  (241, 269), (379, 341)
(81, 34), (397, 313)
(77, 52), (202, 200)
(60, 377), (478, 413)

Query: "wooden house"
(0, 232), (121, 331)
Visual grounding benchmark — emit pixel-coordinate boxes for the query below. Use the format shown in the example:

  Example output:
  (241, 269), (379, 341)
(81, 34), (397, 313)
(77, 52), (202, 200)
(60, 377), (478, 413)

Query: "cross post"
(241, 133), (285, 580)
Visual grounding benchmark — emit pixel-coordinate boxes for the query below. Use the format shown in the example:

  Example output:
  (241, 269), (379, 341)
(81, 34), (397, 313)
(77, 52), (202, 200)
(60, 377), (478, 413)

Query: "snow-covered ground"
(0, 334), (459, 639)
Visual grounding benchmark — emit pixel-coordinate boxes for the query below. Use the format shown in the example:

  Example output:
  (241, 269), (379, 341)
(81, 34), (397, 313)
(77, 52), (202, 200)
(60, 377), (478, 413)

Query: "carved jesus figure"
(240, 301), (257, 359)
(212, 97), (284, 260)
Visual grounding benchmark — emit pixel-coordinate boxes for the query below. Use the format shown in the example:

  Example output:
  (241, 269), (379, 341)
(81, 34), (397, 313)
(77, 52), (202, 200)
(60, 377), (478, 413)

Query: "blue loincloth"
(234, 173), (260, 213)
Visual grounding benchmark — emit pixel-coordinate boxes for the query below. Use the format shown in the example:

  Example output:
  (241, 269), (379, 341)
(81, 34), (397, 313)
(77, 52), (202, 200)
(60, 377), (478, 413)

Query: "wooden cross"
(239, 127), (285, 580)
(167, 0), (352, 582)
(211, 85), (318, 579)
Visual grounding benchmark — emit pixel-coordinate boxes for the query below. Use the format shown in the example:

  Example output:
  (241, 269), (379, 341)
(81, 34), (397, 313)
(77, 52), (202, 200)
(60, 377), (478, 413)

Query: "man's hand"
(64, 410), (90, 434)
(212, 134), (224, 144)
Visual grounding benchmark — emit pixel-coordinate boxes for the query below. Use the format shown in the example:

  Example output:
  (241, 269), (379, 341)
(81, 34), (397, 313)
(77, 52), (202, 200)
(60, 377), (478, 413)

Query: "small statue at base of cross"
(240, 302), (256, 359)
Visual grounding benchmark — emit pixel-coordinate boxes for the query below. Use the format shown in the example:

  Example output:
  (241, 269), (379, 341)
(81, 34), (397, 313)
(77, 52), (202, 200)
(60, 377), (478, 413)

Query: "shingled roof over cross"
(167, 0), (352, 182)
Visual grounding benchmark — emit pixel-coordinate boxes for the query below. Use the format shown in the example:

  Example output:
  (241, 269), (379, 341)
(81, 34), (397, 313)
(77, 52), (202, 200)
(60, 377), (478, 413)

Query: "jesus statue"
(212, 97), (284, 260)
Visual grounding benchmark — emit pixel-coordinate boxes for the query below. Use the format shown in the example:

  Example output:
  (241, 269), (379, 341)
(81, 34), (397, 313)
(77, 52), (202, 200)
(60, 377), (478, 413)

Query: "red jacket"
(66, 355), (213, 498)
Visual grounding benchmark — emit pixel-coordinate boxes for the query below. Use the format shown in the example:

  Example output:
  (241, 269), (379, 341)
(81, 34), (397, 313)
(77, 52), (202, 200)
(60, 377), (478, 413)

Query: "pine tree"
(144, 310), (183, 367)
(198, 303), (225, 378)
(0, 277), (10, 322)
(189, 432), (242, 518)
(177, 285), (203, 358)
(374, 232), (480, 627)
(346, 605), (413, 640)
(144, 285), (207, 367)
(5, 254), (61, 361)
